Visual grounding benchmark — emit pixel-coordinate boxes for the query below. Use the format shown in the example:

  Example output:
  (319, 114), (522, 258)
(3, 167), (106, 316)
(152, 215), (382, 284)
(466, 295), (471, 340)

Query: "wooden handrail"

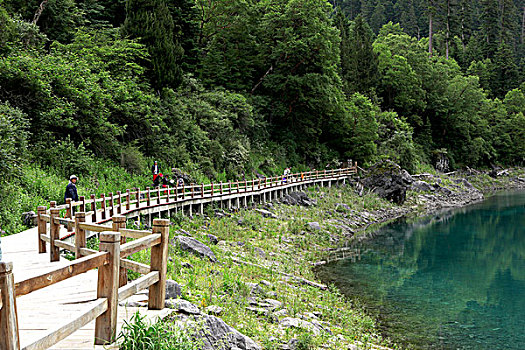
(120, 234), (161, 259)
(15, 252), (108, 297)
(118, 271), (159, 302)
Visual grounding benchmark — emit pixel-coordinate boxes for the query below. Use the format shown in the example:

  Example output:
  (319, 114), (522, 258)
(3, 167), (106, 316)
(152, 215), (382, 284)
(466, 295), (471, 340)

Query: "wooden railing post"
(166, 186), (170, 203)
(108, 193), (114, 217)
(220, 182), (223, 195)
(37, 206), (47, 254)
(136, 188), (141, 209)
(201, 183), (204, 197)
(116, 191), (122, 214)
(80, 196), (86, 212)
(156, 187), (161, 204)
(74, 212), (86, 259)
(94, 232), (120, 345)
(146, 187), (151, 206)
(50, 201), (56, 208)
(91, 194), (97, 222)
(149, 219), (169, 310)
(101, 194), (106, 220)
(211, 183), (214, 196)
(126, 189), (131, 211)
(112, 215), (127, 287)
(50, 208), (60, 262)
(0, 262), (20, 350)
(66, 198), (72, 220)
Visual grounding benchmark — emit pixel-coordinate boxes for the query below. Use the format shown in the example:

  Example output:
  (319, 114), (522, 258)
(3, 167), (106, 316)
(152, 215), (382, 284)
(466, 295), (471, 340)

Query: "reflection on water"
(318, 191), (525, 349)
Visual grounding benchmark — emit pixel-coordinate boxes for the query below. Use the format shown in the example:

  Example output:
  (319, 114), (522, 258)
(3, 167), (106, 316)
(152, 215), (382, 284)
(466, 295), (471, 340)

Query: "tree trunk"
(446, 0), (450, 59)
(429, 1), (434, 57)
(461, 2), (466, 51)
(521, 6), (525, 44)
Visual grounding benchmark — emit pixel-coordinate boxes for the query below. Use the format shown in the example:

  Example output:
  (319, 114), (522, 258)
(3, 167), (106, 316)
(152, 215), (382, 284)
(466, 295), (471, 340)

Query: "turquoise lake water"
(318, 191), (525, 349)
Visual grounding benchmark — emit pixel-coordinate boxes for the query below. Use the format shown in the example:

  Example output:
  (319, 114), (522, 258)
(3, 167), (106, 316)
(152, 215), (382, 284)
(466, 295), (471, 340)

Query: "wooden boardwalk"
(2, 227), (172, 350)
(1, 167), (357, 350)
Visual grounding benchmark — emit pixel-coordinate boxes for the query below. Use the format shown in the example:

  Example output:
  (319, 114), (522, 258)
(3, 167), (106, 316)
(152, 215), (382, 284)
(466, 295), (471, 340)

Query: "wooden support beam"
(112, 216), (127, 287)
(77, 222), (111, 233)
(118, 271), (159, 302)
(49, 208), (60, 262)
(119, 228), (152, 239)
(75, 212), (86, 259)
(116, 191), (122, 214)
(149, 219), (169, 310)
(95, 232), (120, 345)
(0, 262), (20, 350)
(119, 259), (151, 275)
(90, 194), (97, 222)
(126, 189), (131, 211)
(37, 206), (47, 254)
(100, 194), (106, 220)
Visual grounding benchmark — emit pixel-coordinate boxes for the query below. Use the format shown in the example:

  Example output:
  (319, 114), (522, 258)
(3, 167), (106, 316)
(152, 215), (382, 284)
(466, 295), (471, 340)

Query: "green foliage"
(123, 0), (183, 89)
(118, 312), (198, 350)
(339, 14), (379, 98)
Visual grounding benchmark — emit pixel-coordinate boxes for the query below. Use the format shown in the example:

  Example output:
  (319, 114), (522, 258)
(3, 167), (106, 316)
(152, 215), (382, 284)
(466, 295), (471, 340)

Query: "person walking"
(64, 175), (79, 203)
(151, 161), (161, 183)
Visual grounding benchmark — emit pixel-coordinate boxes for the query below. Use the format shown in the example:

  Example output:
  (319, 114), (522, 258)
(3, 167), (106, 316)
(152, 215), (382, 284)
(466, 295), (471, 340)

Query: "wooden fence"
(0, 217), (169, 350)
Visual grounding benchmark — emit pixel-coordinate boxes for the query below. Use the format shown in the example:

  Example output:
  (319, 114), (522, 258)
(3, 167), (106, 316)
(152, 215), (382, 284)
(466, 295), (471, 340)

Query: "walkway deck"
(2, 228), (172, 350)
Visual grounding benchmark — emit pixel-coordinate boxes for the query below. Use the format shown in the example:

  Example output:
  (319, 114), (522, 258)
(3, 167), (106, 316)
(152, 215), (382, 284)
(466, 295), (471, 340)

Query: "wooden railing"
(0, 218), (169, 350)
(41, 166), (357, 225)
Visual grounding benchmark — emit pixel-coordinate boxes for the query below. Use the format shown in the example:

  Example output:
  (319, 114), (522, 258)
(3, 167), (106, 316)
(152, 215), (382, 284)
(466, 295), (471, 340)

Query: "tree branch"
(32, 0), (49, 25)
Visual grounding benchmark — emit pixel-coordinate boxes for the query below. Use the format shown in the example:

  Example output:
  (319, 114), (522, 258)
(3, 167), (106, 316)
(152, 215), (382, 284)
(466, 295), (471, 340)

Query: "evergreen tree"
(480, 0), (501, 58)
(123, 0), (183, 89)
(394, 0), (419, 38)
(491, 43), (520, 97)
(167, 0), (200, 73)
(360, 0), (375, 22)
(370, 0), (387, 33)
(342, 15), (379, 97)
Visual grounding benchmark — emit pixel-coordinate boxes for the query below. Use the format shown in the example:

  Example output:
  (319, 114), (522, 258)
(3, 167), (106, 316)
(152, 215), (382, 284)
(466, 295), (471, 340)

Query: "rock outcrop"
(360, 161), (413, 205)
(173, 236), (217, 262)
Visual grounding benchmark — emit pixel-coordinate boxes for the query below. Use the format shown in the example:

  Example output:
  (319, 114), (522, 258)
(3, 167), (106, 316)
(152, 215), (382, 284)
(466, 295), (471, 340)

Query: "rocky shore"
(119, 164), (524, 350)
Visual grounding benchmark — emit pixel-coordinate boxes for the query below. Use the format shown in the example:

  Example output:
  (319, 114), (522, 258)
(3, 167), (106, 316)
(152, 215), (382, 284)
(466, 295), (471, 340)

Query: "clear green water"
(318, 191), (525, 349)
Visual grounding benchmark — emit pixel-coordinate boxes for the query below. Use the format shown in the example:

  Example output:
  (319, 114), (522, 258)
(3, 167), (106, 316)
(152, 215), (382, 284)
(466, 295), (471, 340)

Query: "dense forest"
(0, 0), (524, 233)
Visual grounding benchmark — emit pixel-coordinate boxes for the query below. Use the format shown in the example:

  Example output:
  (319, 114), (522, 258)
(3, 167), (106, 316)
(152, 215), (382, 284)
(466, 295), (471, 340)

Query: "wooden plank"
(39, 214), (51, 223)
(53, 240), (75, 252)
(21, 298), (108, 350)
(120, 234), (161, 259)
(40, 234), (50, 243)
(118, 271), (159, 302)
(119, 228), (151, 239)
(78, 223), (111, 232)
(120, 259), (151, 275)
(15, 252), (108, 297)
(53, 217), (75, 226)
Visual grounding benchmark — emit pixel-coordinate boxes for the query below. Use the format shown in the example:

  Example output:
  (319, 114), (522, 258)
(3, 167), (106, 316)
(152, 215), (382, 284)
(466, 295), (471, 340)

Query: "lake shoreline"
(312, 167), (525, 349)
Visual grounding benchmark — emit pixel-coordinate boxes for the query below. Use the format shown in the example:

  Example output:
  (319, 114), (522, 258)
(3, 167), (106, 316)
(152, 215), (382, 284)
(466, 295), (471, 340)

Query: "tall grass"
(118, 312), (198, 350)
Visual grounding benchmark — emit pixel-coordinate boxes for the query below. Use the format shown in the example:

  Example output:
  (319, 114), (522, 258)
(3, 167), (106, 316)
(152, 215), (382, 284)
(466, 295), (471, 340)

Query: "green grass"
(123, 185), (392, 349)
(117, 311), (199, 350)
